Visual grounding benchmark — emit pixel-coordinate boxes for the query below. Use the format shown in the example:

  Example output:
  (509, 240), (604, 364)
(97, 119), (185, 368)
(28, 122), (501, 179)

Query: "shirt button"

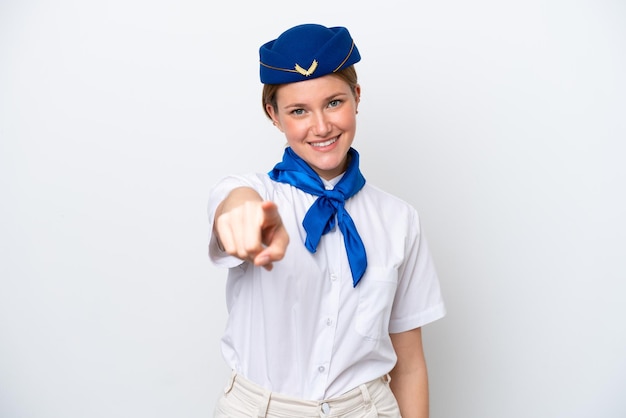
(318, 365), (325, 373)
(330, 274), (338, 281)
(326, 318), (333, 326)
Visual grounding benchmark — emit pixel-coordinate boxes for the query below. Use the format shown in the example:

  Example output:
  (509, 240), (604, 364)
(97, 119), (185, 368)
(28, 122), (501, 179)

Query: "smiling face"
(266, 74), (360, 180)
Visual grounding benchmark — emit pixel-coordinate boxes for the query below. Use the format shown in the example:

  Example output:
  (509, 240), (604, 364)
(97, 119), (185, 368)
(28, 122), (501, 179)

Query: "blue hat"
(259, 24), (361, 84)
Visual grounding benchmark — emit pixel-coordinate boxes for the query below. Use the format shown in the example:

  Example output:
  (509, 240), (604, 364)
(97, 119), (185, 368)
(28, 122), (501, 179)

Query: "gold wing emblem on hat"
(294, 60), (318, 77)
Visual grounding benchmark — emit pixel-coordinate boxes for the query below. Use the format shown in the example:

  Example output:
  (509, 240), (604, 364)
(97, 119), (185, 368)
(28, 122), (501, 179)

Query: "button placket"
(311, 224), (343, 399)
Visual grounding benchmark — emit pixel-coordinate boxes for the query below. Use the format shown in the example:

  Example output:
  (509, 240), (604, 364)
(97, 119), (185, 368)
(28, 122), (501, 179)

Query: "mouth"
(310, 136), (338, 148)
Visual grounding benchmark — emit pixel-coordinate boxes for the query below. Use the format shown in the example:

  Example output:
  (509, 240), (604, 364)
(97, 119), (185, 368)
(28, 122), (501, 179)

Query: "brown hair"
(261, 66), (359, 120)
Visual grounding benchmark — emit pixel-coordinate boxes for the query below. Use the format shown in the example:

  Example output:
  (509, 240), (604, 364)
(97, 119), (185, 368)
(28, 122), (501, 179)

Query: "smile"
(310, 137), (337, 147)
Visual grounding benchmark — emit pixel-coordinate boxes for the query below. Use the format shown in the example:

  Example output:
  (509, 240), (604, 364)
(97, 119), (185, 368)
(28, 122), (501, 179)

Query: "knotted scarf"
(269, 147), (367, 287)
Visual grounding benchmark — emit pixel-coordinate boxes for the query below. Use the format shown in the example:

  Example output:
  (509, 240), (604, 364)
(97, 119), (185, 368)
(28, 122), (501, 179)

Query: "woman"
(208, 23), (445, 418)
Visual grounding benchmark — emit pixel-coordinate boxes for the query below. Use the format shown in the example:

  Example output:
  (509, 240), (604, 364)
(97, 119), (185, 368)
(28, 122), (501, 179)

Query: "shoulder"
(210, 172), (274, 197)
(362, 182), (411, 204)
(359, 183), (420, 217)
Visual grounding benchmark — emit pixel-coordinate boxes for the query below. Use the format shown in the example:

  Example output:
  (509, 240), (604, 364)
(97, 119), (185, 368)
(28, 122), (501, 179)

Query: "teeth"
(311, 137), (337, 147)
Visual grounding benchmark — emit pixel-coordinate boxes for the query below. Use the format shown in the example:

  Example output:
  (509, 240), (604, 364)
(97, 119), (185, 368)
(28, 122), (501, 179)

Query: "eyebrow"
(282, 92), (349, 110)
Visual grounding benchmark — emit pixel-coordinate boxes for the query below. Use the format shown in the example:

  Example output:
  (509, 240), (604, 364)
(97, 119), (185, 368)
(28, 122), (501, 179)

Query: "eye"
(291, 108), (306, 116)
(328, 99), (342, 108)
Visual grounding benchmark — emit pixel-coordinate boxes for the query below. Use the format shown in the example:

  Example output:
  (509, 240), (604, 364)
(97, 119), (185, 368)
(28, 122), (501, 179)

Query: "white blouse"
(208, 173), (446, 400)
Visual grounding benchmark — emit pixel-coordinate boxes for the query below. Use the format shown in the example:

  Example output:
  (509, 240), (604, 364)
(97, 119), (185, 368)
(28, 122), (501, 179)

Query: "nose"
(311, 112), (331, 137)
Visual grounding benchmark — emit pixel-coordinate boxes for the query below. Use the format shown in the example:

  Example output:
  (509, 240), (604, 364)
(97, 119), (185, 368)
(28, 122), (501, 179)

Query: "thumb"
(254, 228), (289, 271)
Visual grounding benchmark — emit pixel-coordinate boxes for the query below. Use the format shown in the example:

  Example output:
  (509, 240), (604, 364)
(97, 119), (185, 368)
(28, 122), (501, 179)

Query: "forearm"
(214, 187), (263, 221)
(389, 328), (430, 418)
(389, 361), (429, 418)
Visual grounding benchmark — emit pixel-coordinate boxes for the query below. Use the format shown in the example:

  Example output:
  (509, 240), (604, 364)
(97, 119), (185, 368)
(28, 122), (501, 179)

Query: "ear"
(266, 104), (284, 132)
(354, 84), (361, 113)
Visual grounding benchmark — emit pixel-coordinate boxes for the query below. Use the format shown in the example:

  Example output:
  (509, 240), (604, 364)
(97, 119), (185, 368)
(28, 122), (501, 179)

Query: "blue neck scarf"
(269, 147), (367, 287)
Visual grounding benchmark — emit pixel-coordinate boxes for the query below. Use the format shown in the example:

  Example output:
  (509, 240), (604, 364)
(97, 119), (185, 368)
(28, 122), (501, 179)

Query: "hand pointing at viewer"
(214, 187), (289, 270)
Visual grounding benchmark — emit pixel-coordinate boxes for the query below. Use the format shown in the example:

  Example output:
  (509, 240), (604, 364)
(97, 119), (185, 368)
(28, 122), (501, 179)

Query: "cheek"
(334, 112), (357, 131)
(281, 120), (308, 139)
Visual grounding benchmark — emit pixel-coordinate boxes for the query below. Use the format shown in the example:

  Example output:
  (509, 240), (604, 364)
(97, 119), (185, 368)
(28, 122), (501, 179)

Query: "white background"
(1, 1), (625, 417)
